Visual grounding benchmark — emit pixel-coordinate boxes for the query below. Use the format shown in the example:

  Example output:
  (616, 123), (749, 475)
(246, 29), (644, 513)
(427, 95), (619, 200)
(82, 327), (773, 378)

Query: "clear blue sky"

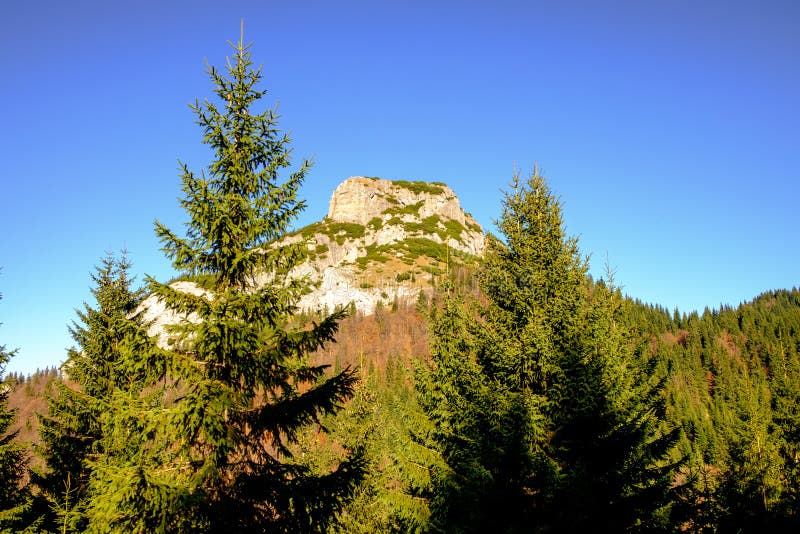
(1, 0), (798, 375)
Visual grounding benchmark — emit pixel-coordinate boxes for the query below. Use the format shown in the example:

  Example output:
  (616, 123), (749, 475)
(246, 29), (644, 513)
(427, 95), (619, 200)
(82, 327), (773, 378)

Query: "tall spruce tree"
(418, 169), (678, 532)
(83, 31), (362, 533)
(36, 252), (152, 533)
(476, 169), (591, 531)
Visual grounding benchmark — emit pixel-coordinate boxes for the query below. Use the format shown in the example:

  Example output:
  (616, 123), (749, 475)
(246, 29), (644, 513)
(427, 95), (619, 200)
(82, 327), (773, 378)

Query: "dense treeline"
(1, 34), (799, 533)
(626, 289), (800, 531)
(1, 291), (40, 531)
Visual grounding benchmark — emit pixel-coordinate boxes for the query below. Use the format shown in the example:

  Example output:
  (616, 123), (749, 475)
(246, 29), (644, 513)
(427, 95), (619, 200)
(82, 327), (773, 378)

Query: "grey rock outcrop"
(139, 177), (485, 346)
(328, 177), (476, 231)
(286, 177), (484, 313)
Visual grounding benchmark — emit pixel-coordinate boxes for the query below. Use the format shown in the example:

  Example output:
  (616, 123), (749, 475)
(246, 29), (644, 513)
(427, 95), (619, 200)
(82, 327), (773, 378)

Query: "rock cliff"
(140, 177), (484, 340)
(327, 177), (478, 239)
(278, 177), (484, 313)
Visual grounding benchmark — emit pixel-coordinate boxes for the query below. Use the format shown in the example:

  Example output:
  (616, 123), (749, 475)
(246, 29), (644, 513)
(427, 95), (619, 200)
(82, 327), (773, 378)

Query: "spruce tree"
(549, 276), (680, 531)
(299, 355), (438, 533)
(474, 169), (591, 531)
(418, 169), (678, 532)
(84, 31), (361, 533)
(36, 252), (152, 533)
(417, 286), (535, 532)
(0, 292), (36, 532)
(772, 337), (800, 523)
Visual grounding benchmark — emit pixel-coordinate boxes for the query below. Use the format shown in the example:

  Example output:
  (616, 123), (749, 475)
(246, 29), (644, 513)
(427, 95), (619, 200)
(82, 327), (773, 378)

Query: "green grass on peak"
(293, 220), (365, 245)
(391, 180), (447, 196)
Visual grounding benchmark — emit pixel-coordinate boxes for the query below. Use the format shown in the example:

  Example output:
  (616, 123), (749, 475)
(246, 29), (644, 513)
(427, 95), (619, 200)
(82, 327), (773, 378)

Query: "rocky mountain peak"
(283, 177), (484, 314)
(327, 177), (473, 230)
(141, 177), (485, 343)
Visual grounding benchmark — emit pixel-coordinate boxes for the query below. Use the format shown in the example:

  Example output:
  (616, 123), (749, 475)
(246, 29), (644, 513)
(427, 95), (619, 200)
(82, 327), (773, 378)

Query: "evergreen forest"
(1, 35), (798, 533)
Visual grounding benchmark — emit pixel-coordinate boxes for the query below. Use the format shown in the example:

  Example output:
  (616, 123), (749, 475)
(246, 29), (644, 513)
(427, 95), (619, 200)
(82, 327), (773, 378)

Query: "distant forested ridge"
(627, 288), (800, 531)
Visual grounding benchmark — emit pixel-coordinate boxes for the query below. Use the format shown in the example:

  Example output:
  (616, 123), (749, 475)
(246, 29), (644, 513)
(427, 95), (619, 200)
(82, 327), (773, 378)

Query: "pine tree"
(36, 252), (153, 533)
(84, 31), (362, 533)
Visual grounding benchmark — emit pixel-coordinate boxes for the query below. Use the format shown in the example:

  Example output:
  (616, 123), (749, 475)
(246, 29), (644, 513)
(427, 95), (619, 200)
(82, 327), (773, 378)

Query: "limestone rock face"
(326, 177), (484, 254)
(286, 177), (484, 314)
(328, 177), (473, 229)
(140, 177), (485, 346)
(137, 281), (209, 346)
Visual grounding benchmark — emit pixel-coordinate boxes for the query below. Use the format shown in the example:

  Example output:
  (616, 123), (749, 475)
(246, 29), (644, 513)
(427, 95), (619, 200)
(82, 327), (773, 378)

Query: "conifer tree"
(298, 355), (437, 533)
(0, 292), (37, 532)
(549, 276), (680, 531)
(418, 169), (678, 532)
(417, 286), (536, 532)
(84, 31), (362, 533)
(772, 337), (800, 522)
(36, 252), (152, 533)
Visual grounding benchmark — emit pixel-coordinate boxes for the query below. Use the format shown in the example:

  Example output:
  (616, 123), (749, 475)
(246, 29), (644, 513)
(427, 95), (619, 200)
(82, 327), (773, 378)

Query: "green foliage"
(391, 180), (446, 196)
(417, 289), (530, 532)
(296, 220), (365, 245)
(298, 221), (324, 239)
(549, 281), (681, 531)
(419, 264), (444, 276)
(0, 373), (26, 527)
(442, 218), (466, 239)
(76, 34), (363, 533)
(401, 215), (443, 237)
(400, 215), (465, 243)
(635, 289), (800, 530)
(34, 252), (161, 533)
(354, 236), (478, 273)
(417, 169), (679, 532)
(355, 245), (390, 269)
(383, 201), (424, 218)
(307, 243), (330, 262)
(401, 238), (448, 263)
(298, 357), (439, 533)
(0, 291), (39, 532)
(325, 222), (366, 244)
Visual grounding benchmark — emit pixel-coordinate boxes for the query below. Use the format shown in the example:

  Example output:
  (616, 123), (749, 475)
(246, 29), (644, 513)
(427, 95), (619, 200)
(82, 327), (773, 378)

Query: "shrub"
(392, 180), (446, 195)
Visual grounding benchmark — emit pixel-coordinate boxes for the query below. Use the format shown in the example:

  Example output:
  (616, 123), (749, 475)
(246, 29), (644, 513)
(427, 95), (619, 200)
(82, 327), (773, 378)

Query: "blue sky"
(1, 0), (798, 375)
